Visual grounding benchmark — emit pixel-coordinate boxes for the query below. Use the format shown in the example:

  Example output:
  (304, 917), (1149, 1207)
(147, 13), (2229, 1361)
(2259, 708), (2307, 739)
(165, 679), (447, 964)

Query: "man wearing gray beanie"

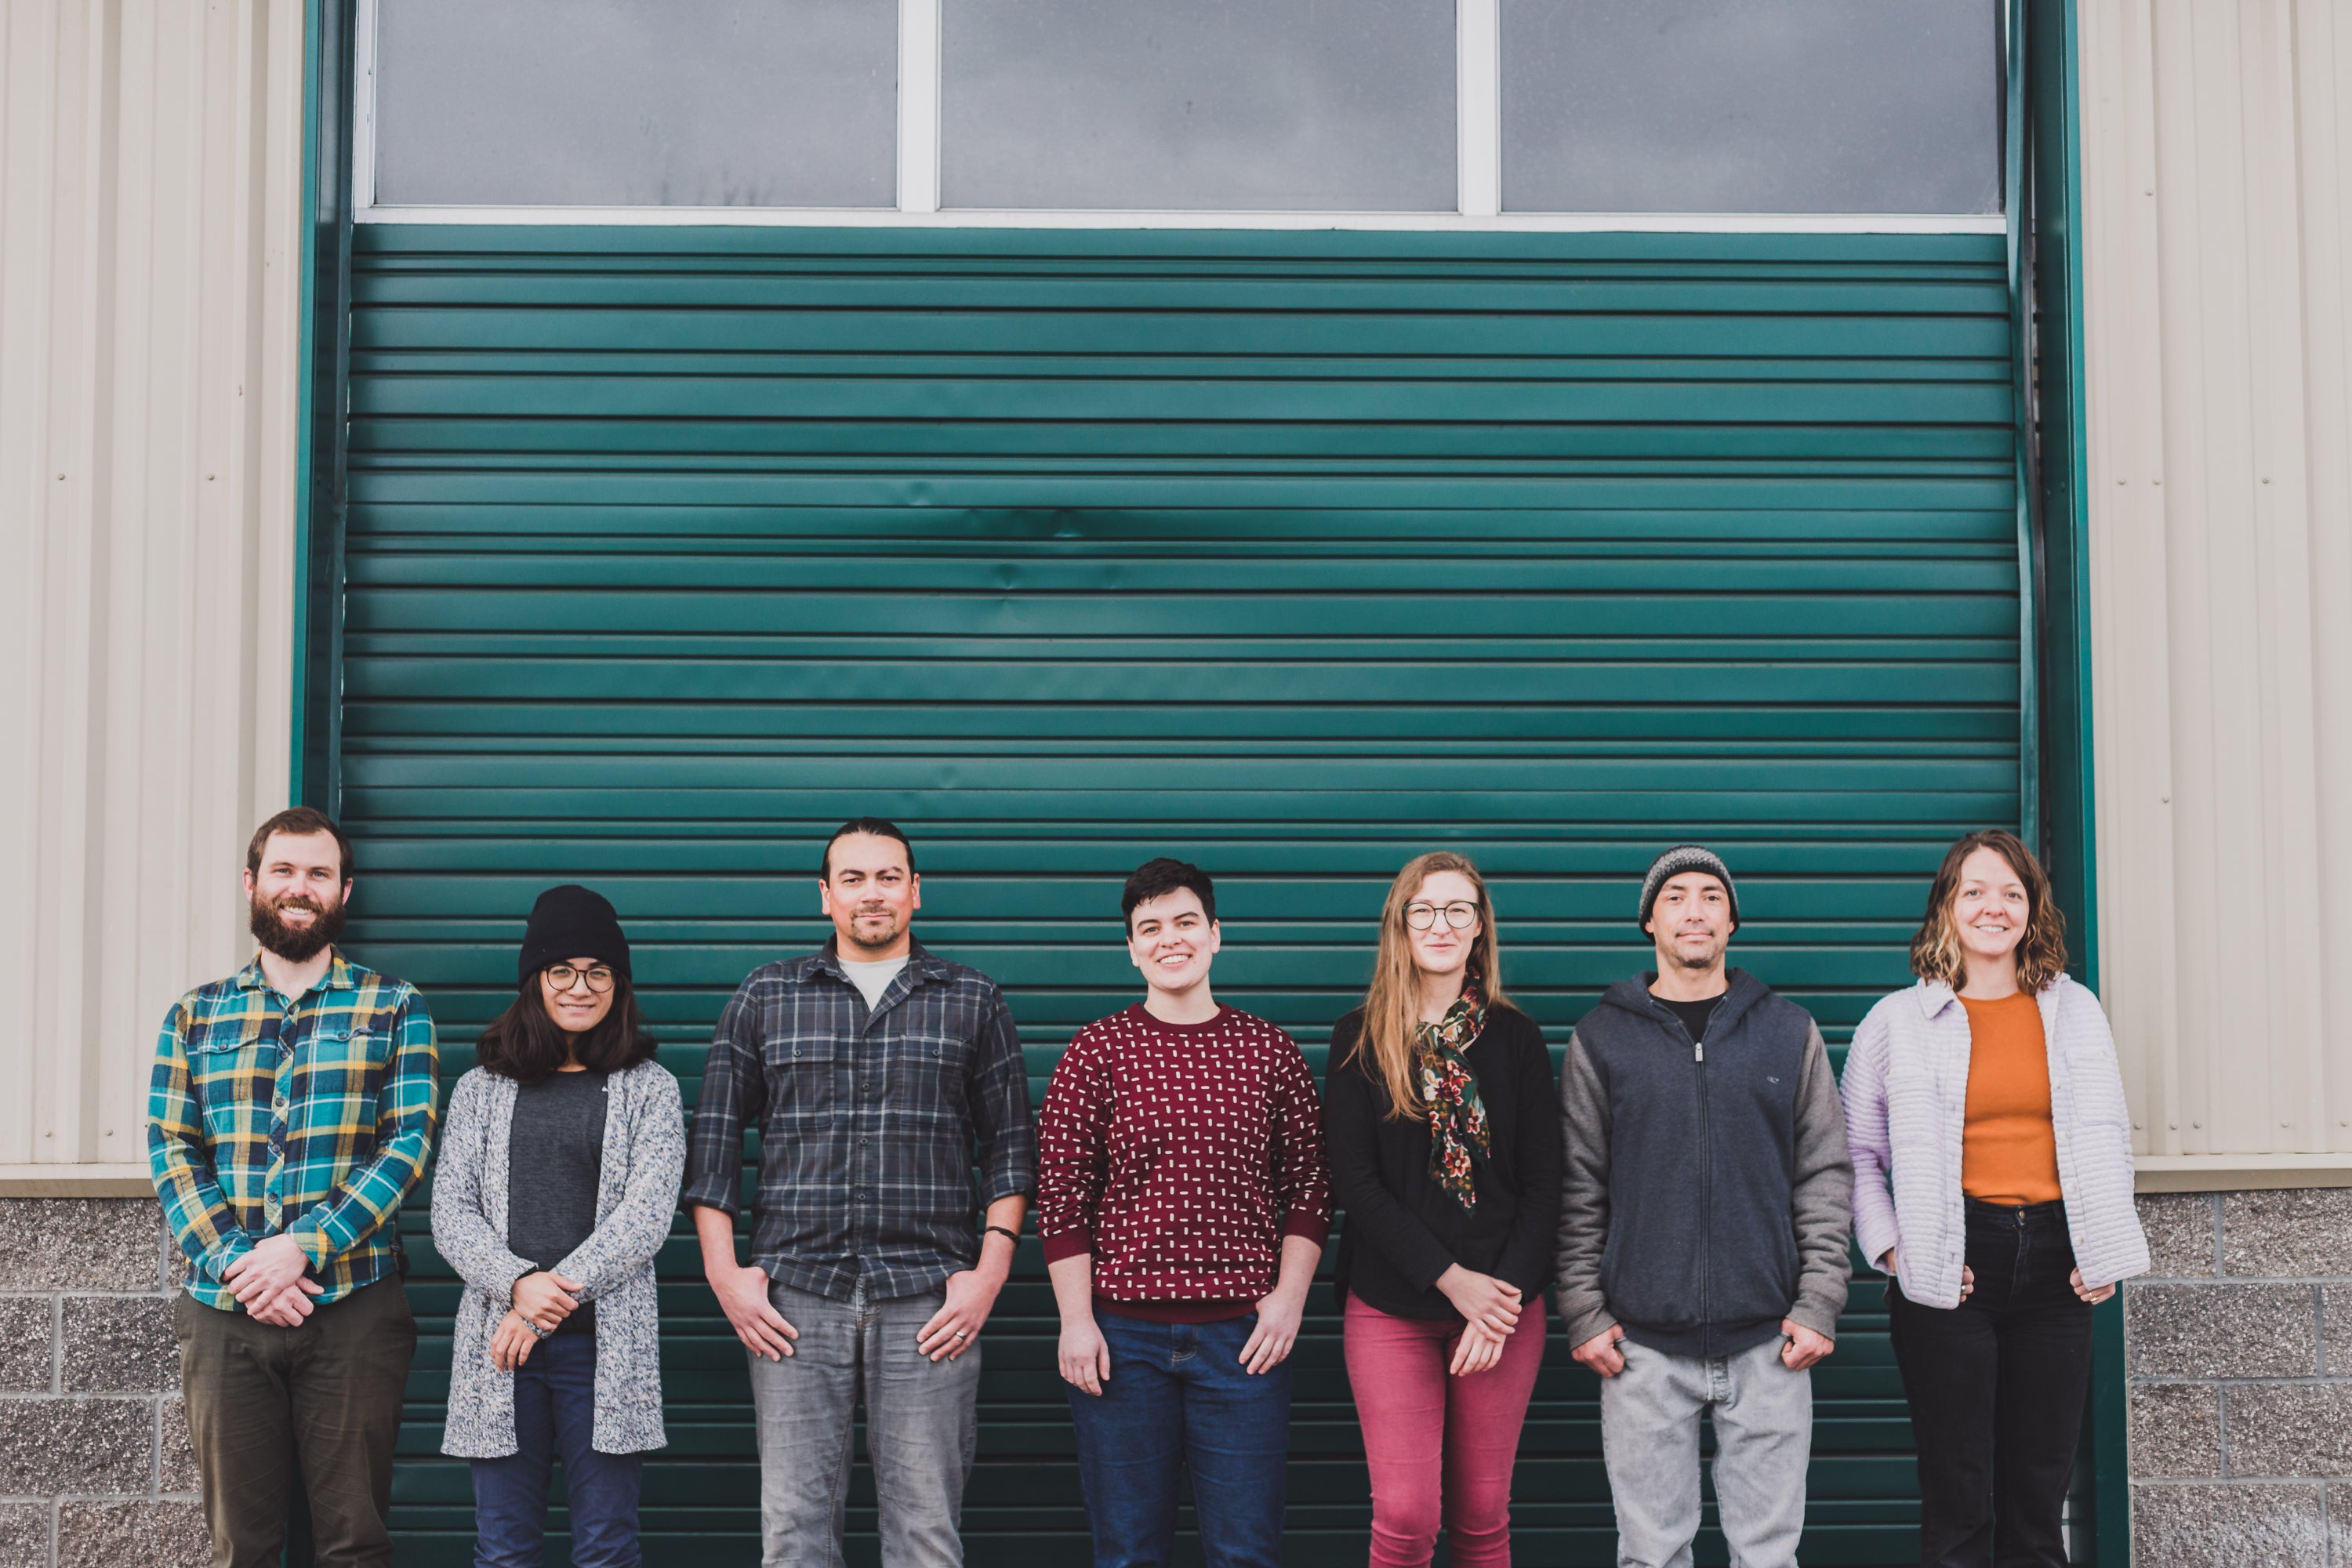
(1554, 845), (1853, 1568)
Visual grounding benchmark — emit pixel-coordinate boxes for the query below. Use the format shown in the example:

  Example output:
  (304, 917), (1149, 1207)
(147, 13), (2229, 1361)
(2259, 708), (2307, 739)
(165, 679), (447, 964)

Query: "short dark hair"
(1122, 857), (1216, 930)
(245, 807), (354, 882)
(820, 817), (916, 879)
(477, 973), (660, 1087)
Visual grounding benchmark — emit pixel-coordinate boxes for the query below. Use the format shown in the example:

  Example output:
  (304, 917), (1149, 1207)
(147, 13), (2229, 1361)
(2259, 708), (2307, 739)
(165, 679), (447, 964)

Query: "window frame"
(350, 0), (2005, 234)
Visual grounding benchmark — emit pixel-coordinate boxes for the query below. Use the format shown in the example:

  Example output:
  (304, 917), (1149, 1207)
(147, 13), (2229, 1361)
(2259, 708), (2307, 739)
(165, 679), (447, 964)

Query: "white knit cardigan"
(430, 1059), (684, 1457)
(1840, 975), (2150, 1309)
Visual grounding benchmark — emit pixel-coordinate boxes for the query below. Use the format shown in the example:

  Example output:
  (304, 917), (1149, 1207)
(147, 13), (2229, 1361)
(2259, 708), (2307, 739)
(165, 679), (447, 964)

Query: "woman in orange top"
(1840, 830), (2148, 1567)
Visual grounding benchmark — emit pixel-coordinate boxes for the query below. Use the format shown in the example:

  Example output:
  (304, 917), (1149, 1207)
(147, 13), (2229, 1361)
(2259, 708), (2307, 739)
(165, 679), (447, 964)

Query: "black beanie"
(518, 884), (631, 989)
(1637, 845), (1740, 932)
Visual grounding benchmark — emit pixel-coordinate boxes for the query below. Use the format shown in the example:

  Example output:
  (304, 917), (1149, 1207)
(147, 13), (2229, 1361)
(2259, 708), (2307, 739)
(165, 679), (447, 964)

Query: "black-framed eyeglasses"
(545, 964), (616, 994)
(1404, 901), (1479, 931)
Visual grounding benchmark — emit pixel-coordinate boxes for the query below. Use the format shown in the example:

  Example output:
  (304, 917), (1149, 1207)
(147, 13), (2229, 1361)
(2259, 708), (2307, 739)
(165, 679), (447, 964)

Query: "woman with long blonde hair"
(1324, 852), (1561, 1568)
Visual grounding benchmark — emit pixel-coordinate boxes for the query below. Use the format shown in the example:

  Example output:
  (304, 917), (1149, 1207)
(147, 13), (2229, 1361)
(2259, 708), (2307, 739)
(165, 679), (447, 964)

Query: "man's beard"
(1661, 937), (1726, 974)
(841, 906), (905, 956)
(250, 891), (347, 962)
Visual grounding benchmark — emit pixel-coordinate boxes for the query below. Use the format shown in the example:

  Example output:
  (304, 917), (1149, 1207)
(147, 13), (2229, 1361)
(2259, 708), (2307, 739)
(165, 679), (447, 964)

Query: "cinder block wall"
(2129, 1190), (2352, 1566)
(12, 1185), (2351, 1567)
(0, 1200), (202, 1568)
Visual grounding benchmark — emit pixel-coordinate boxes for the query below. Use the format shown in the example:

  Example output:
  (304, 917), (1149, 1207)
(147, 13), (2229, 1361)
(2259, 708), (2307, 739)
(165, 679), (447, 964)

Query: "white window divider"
(897, 0), (942, 213)
(1457, 0), (1501, 218)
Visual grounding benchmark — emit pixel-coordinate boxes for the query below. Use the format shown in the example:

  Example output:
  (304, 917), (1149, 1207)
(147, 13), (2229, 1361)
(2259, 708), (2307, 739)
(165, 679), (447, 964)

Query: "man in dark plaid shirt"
(684, 818), (1036, 1568)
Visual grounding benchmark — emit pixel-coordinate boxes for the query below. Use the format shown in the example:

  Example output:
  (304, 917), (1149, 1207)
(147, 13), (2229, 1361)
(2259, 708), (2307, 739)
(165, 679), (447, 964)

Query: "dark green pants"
(176, 1278), (416, 1568)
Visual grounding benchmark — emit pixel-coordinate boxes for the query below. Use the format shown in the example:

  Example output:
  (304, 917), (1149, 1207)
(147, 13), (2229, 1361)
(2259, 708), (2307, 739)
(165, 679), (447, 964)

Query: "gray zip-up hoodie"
(1553, 969), (1853, 1359)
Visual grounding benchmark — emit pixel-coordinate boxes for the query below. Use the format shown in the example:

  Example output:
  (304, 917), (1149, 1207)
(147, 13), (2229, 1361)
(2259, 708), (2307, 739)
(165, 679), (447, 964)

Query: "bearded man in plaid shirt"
(148, 807), (439, 1568)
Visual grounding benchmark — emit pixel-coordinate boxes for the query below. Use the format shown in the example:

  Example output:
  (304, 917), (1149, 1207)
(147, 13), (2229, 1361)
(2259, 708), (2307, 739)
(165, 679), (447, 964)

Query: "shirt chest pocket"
(889, 1029), (964, 1120)
(769, 1036), (841, 1116)
(190, 1030), (270, 1135)
(287, 1026), (387, 1138)
(1887, 1027), (1966, 1114)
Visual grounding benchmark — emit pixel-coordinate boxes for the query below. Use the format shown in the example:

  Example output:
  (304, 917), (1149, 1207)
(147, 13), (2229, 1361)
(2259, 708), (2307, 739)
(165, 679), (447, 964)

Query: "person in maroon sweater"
(1036, 857), (1331, 1568)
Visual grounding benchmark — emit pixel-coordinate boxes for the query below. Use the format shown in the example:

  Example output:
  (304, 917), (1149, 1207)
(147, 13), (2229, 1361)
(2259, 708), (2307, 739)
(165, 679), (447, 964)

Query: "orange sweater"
(1959, 993), (2063, 1206)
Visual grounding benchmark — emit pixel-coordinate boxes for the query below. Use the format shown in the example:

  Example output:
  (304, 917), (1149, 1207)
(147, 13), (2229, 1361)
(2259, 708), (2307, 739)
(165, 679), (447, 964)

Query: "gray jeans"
(749, 1277), (980, 1568)
(1599, 1334), (1813, 1568)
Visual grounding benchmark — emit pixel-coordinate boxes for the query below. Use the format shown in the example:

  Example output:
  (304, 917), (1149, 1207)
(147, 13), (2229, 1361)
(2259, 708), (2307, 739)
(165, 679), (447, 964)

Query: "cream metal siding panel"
(0, 0), (303, 1174)
(2083, 0), (2352, 1177)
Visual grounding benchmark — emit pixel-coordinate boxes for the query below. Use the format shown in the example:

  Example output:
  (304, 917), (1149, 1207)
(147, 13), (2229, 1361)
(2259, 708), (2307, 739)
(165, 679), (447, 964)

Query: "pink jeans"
(1342, 1293), (1547, 1568)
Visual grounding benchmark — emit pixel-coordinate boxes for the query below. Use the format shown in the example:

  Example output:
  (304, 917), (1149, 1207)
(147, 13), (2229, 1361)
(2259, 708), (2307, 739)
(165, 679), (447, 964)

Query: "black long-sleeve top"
(1325, 1004), (1563, 1321)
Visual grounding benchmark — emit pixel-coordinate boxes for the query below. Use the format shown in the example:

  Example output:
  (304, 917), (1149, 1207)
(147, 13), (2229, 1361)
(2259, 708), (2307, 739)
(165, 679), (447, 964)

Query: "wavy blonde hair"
(1347, 851), (1508, 1123)
(1910, 829), (2069, 993)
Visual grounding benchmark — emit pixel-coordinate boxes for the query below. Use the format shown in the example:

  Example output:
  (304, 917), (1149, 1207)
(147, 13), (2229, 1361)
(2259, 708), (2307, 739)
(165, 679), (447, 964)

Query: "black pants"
(176, 1279), (416, 1568)
(1886, 1199), (2092, 1568)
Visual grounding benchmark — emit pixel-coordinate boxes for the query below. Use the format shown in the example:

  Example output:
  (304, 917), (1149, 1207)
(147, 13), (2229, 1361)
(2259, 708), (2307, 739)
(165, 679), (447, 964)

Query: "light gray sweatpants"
(1599, 1334), (1813, 1568)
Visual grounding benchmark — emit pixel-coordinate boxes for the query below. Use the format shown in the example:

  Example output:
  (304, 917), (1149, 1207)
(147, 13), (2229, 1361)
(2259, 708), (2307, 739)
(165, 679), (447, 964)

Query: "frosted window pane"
(942, 0), (1456, 212)
(373, 0), (897, 208)
(1501, 0), (2002, 214)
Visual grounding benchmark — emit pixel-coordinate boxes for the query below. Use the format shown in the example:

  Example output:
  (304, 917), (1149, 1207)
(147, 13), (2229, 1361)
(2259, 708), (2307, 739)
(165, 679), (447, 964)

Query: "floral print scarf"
(1415, 974), (1493, 1210)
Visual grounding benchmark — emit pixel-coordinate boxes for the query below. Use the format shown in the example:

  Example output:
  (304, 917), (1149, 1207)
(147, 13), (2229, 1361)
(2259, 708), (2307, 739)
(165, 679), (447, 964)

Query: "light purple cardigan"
(1840, 975), (2149, 1309)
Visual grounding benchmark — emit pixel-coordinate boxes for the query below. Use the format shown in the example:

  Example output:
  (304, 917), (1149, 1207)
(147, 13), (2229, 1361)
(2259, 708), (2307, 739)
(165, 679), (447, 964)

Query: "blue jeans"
(1066, 1312), (1290, 1568)
(470, 1332), (644, 1568)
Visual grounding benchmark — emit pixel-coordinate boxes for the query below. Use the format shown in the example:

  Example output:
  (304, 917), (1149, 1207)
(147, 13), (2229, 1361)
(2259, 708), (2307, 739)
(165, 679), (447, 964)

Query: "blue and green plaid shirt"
(148, 951), (440, 1312)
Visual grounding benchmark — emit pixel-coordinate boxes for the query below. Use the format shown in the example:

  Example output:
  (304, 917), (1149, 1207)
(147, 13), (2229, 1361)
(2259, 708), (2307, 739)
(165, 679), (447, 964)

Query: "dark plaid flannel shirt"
(682, 939), (1037, 1302)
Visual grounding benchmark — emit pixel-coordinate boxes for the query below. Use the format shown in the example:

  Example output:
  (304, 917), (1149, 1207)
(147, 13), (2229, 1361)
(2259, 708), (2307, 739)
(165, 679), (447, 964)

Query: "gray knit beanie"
(1638, 845), (1740, 932)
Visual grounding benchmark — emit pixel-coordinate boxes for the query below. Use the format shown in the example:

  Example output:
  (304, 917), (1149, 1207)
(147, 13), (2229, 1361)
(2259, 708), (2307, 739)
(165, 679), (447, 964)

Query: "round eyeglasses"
(1404, 901), (1479, 931)
(545, 963), (616, 994)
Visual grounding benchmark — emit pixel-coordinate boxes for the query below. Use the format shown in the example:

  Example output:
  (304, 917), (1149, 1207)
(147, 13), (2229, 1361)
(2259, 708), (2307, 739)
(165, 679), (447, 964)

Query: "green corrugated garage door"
(335, 226), (2019, 1566)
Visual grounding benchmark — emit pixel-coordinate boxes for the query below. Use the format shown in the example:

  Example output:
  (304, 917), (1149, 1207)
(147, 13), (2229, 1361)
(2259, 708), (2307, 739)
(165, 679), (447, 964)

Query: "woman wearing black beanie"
(430, 885), (684, 1568)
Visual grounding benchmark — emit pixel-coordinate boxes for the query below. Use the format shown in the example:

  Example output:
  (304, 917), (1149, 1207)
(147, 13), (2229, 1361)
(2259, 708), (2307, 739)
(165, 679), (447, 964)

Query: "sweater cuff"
(1557, 1296), (1620, 1350)
(1282, 1210), (1332, 1250)
(1786, 1298), (1841, 1341)
(1854, 1212), (1902, 1276)
(1040, 1228), (1094, 1265)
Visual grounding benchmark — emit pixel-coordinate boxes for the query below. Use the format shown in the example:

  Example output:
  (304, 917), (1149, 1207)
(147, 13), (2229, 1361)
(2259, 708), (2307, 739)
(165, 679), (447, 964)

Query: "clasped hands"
(491, 1269), (586, 1371)
(1436, 1265), (1523, 1377)
(220, 1234), (321, 1327)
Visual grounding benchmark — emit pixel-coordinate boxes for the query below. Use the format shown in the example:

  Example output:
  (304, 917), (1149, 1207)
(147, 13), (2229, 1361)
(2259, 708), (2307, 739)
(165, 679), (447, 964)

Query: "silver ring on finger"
(953, 1329), (968, 1340)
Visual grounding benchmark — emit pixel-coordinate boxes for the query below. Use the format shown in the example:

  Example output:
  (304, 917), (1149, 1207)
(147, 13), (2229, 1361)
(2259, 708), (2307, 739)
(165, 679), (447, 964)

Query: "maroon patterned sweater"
(1037, 1004), (1332, 1322)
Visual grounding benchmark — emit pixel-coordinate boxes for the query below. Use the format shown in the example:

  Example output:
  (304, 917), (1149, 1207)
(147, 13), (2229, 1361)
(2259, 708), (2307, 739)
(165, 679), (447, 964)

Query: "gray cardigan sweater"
(430, 1058), (684, 1457)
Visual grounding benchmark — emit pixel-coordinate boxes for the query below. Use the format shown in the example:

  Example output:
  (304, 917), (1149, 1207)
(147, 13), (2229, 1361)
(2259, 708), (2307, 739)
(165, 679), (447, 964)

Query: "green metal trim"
(2026, 0), (2122, 1559)
(2055, 0), (2123, 1555)
(287, 0), (320, 803)
(2006, 0), (2042, 850)
(2044, 0), (2100, 989)
(291, 0), (356, 811)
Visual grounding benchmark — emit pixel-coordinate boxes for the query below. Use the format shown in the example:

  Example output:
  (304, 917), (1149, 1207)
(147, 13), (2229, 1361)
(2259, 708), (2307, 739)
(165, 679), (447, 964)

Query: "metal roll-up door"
(339, 227), (2018, 1566)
